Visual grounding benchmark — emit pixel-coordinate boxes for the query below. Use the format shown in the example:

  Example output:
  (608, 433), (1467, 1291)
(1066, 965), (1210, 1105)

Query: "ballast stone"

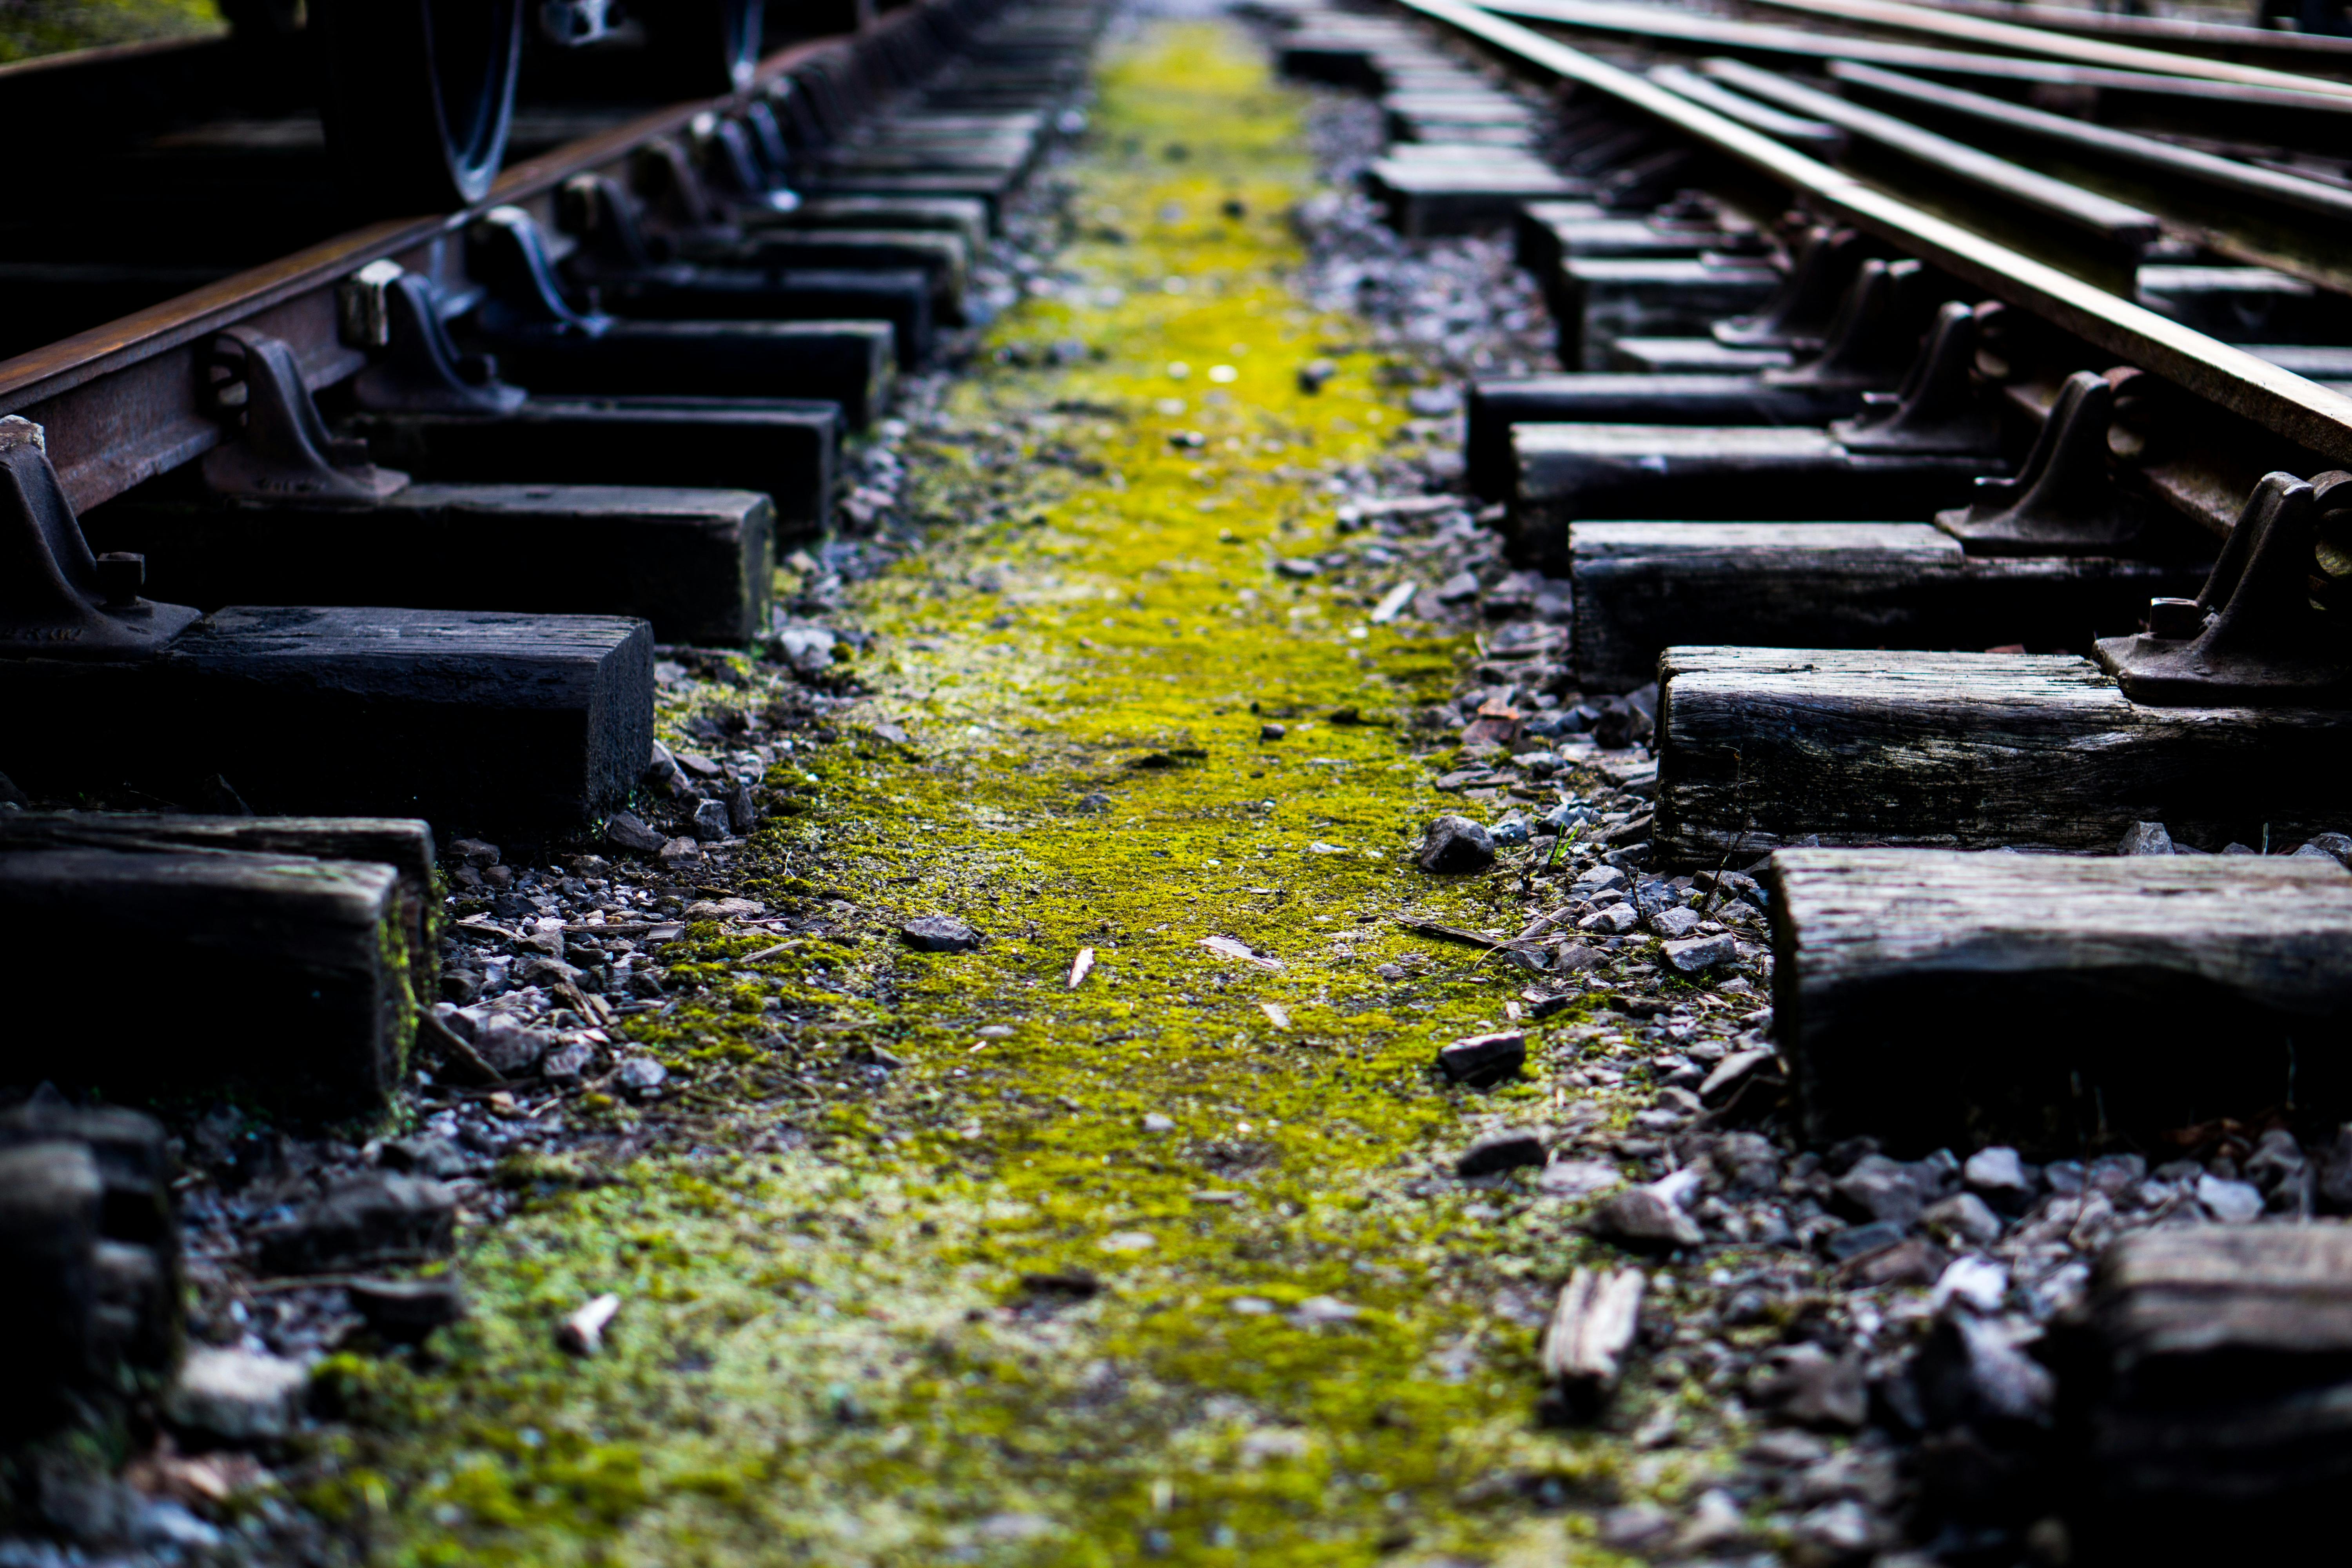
(901, 915), (982, 952)
(1417, 815), (1495, 873)
(1963, 1146), (2034, 1212)
(256, 1174), (457, 1274)
(1457, 1128), (1546, 1176)
(2198, 1172), (2263, 1223)
(1437, 1031), (1526, 1087)
(615, 1057), (669, 1095)
(1663, 933), (1737, 973)
(1924, 1192), (2003, 1247)
(1587, 1187), (1704, 1251)
(347, 1276), (466, 1343)
(602, 818), (668, 851)
(1579, 903), (1640, 935)
(1648, 905), (1702, 939)
(167, 1348), (309, 1443)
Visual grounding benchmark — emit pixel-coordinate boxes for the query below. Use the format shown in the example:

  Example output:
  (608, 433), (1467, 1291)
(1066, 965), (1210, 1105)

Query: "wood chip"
(1069, 946), (1096, 989)
(554, 980), (616, 1028)
(1370, 581), (1419, 623)
(1261, 1002), (1291, 1030)
(1396, 918), (1503, 950)
(1200, 935), (1284, 971)
(739, 940), (793, 964)
(1540, 1267), (1646, 1416)
(1515, 905), (1578, 942)
(416, 1008), (505, 1086)
(557, 1292), (622, 1356)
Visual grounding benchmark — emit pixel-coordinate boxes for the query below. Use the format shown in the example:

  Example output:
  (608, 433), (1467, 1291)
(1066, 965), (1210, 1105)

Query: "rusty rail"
(0, 18), (906, 514)
(1402, 0), (2352, 465)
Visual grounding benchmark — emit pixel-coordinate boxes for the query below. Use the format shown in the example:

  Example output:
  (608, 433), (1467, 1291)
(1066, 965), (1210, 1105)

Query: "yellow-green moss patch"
(335, 22), (1728, 1566)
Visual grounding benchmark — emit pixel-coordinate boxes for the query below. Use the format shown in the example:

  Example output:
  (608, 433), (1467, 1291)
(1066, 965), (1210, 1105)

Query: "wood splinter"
(1540, 1266), (1646, 1421)
(557, 1292), (622, 1357)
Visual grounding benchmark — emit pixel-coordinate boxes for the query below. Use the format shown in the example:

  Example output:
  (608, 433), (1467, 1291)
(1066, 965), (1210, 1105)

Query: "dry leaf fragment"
(1200, 935), (1284, 971)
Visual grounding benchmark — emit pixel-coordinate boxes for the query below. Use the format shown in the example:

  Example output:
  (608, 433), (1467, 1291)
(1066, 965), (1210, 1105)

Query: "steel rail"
(1471, 0), (2352, 120)
(0, 22), (896, 515)
(1396, 0), (2352, 463)
(1909, 0), (2352, 65)
(1826, 58), (2352, 225)
(1646, 62), (1842, 147)
(1694, 55), (2165, 246)
(1737, 0), (2352, 99)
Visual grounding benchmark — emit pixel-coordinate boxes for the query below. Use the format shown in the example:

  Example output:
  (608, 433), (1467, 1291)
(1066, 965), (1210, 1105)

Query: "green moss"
(0, 0), (220, 61)
(330, 22), (1736, 1565)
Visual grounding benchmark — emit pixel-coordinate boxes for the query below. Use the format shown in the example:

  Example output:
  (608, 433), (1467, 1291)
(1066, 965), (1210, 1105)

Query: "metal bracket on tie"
(468, 205), (614, 338)
(557, 173), (665, 272)
(539, 0), (618, 45)
(632, 137), (722, 230)
(2094, 471), (2352, 705)
(740, 98), (804, 184)
(1933, 370), (2142, 556)
(1831, 301), (2001, 456)
(693, 114), (800, 214)
(1713, 227), (1867, 350)
(0, 417), (201, 660)
(1763, 258), (1938, 392)
(349, 269), (528, 416)
(198, 329), (410, 503)
(1594, 145), (1698, 214)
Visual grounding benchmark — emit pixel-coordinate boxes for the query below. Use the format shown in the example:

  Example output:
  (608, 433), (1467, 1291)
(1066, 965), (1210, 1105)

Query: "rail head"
(1477, 0), (2352, 118)
(1908, 0), (2352, 65)
(1691, 55), (2163, 248)
(1735, 0), (2352, 100)
(1395, 0), (2352, 465)
(1825, 58), (2352, 226)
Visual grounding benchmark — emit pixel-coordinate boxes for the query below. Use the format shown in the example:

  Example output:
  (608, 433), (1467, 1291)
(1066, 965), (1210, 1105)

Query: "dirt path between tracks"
(334, 22), (1704, 1566)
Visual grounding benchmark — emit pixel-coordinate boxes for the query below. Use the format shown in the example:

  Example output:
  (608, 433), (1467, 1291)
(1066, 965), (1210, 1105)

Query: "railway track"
(7, 0), (2352, 1561)
(1271, 0), (2352, 1554)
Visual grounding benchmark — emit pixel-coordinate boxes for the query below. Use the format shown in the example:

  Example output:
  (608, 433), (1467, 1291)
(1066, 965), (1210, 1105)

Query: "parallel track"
(1400, 0), (2352, 463)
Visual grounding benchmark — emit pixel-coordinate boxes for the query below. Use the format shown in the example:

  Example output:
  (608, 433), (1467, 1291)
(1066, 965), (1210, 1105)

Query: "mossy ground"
(0, 0), (220, 60)
(323, 22), (1721, 1565)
